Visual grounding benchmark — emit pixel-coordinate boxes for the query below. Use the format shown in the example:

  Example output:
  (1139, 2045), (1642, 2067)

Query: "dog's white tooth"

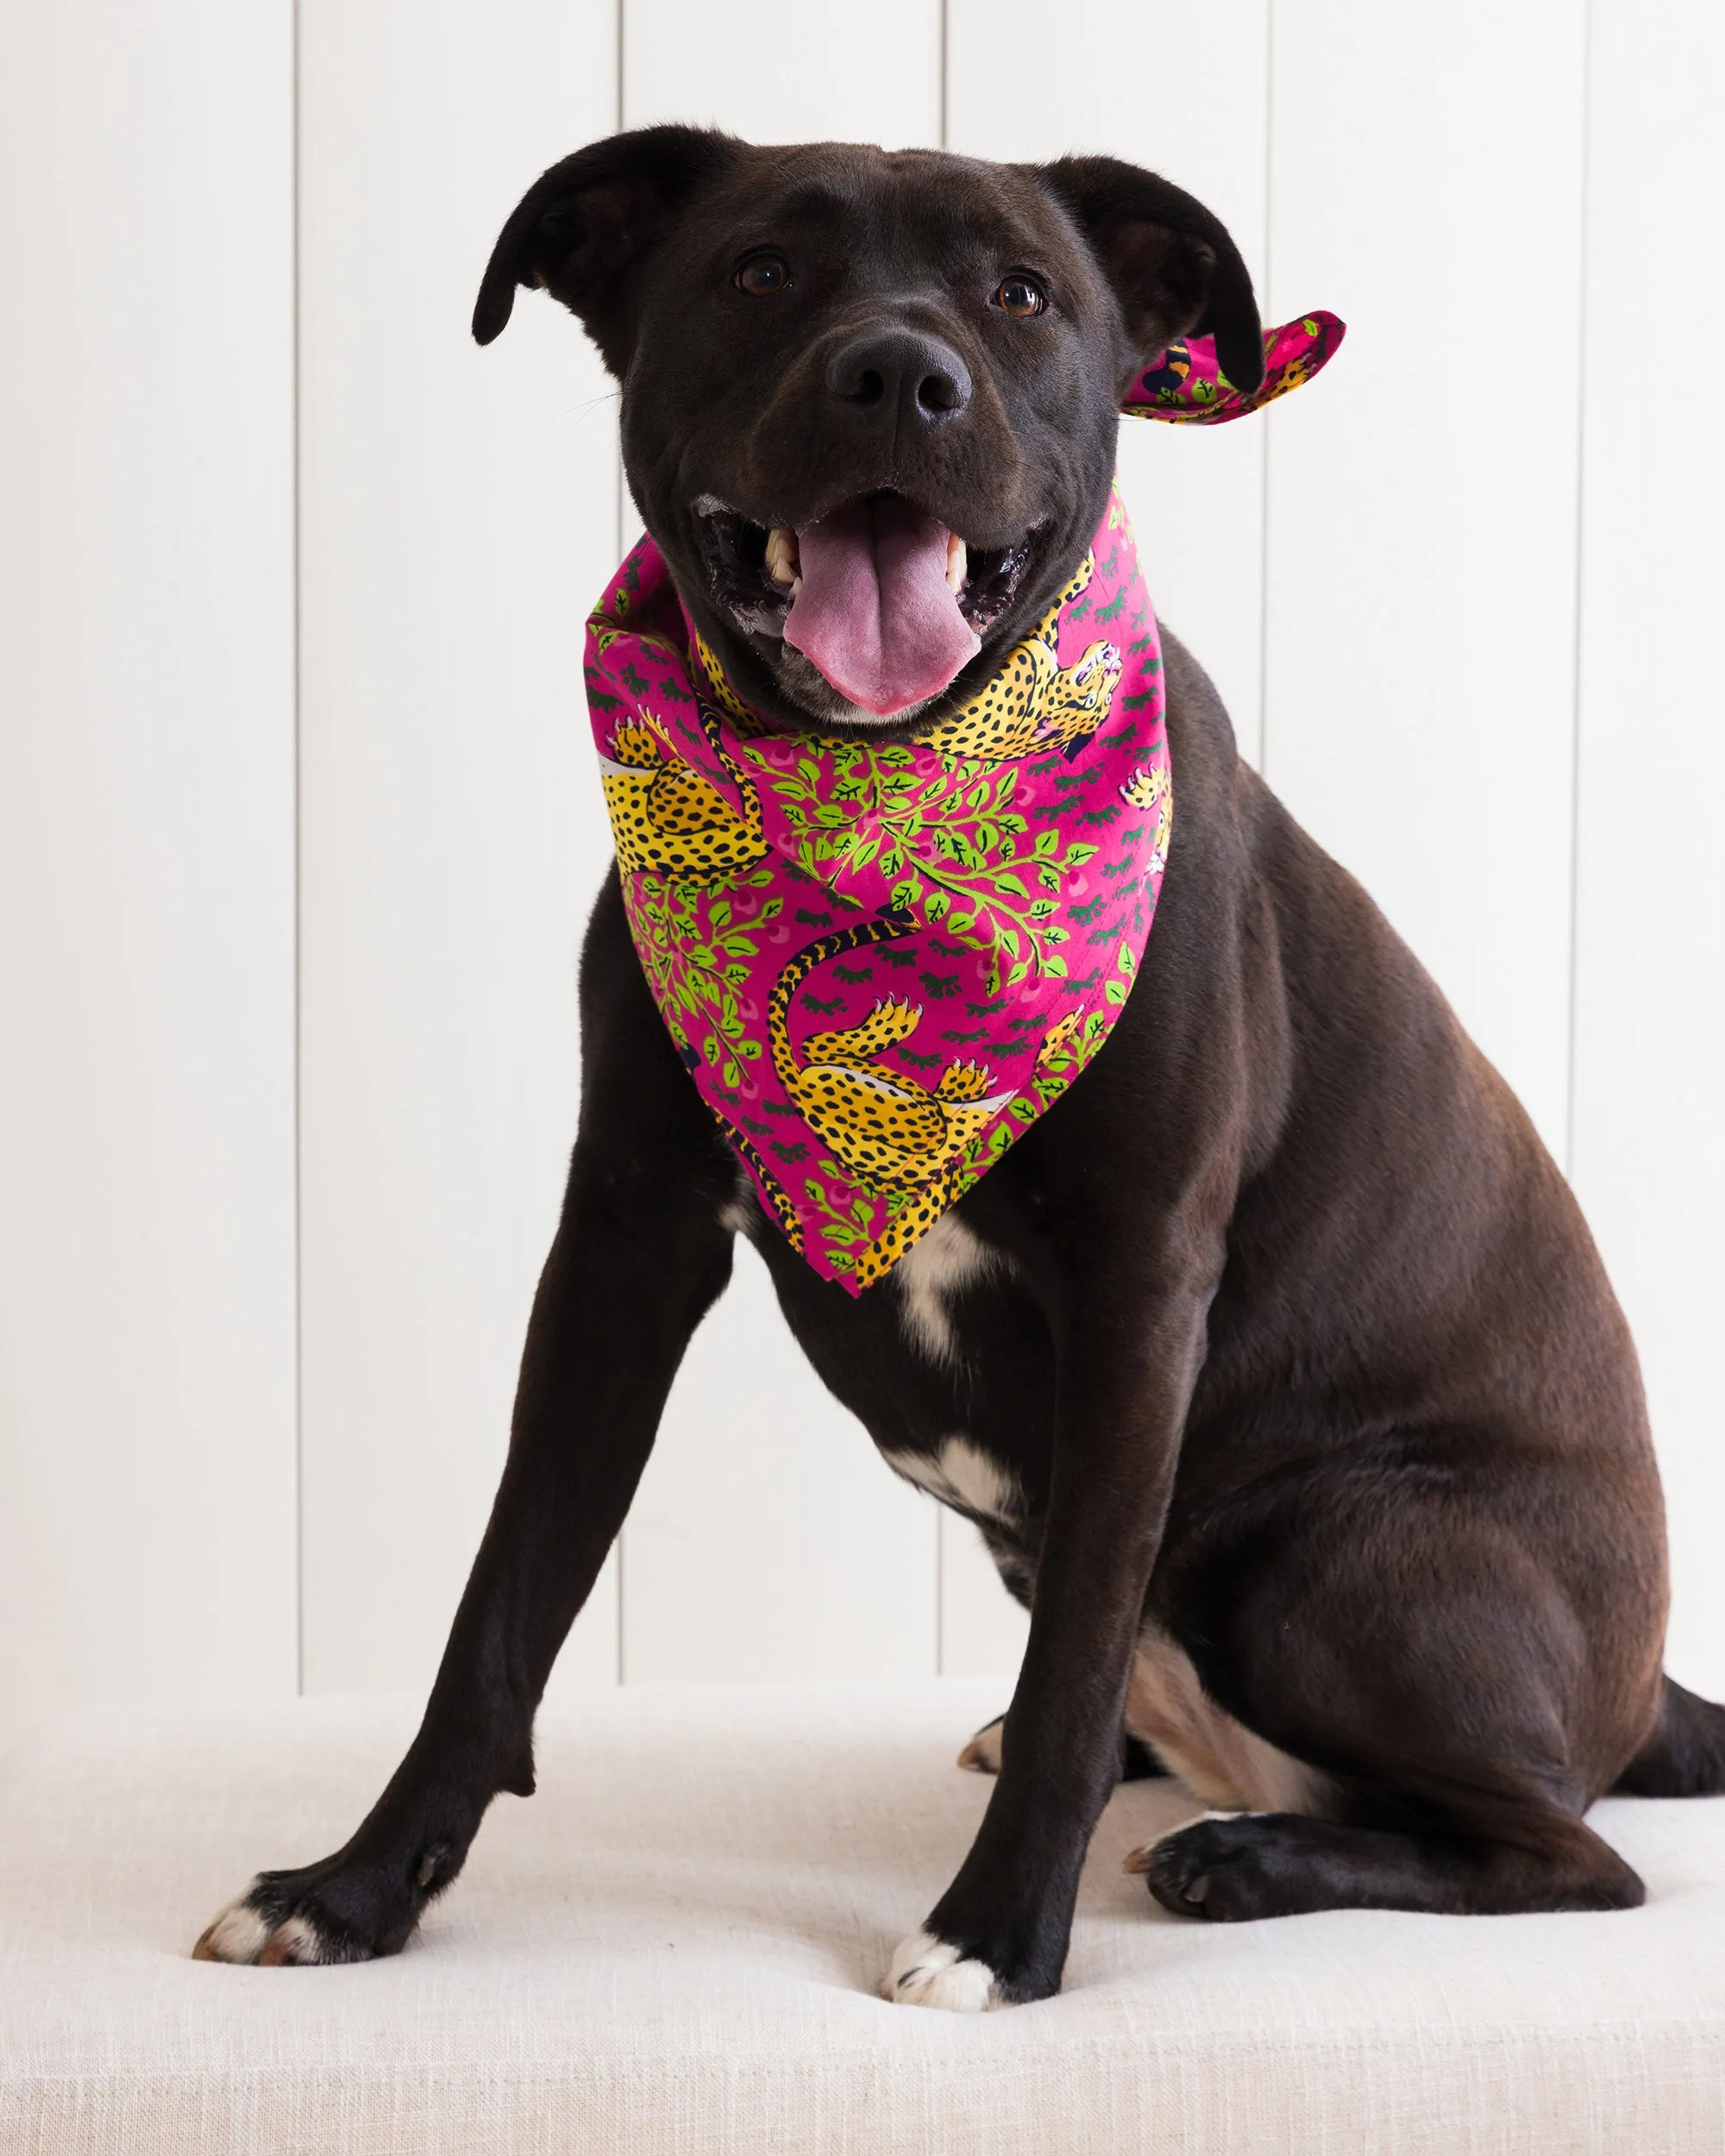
(789, 574), (803, 596)
(766, 526), (799, 586)
(945, 535), (968, 593)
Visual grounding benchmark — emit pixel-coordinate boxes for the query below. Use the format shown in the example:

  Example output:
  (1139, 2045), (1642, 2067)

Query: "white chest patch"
(1126, 1624), (1330, 1817)
(885, 1435), (1021, 1527)
(892, 1212), (1001, 1363)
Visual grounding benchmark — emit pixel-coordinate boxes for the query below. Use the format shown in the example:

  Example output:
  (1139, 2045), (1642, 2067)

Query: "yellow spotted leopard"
(595, 640), (766, 879)
(766, 912), (1015, 1286)
(1120, 759), (1172, 869)
(911, 555), (1124, 763)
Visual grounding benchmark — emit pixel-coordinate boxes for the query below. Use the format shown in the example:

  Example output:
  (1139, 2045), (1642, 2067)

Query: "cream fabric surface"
(2, 1679), (1723, 2154)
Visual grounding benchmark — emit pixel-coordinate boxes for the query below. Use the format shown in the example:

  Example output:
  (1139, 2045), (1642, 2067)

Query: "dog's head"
(475, 128), (1261, 737)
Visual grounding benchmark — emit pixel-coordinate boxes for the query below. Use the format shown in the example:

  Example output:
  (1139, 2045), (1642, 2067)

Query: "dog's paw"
(193, 1880), (369, 1965)
(1126, 1813), (1293, 1923)
(192, 1843), (460, 1966)
(955, 1715), (1004, 1774)
(886, 1929), (1003, 2011)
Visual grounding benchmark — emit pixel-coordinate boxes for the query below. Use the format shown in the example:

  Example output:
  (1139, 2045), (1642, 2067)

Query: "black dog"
(196, 128), (1725, 2006)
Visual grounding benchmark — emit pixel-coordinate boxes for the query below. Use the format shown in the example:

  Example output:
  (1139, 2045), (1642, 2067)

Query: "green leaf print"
(621, 866), (781, 1097)
(744, 742), (1104, 994)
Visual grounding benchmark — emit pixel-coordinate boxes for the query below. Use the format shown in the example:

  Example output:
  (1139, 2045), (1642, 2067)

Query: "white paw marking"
(888, 1929), (1002, 2012)
(193, 1897), (272, 1964)
(266, 1914), (332, 1965)
(194, 1892), (346, 1966)
(892, 1213), (1002, 1363)
(885, 1436), (1020, 1526)
(957, 1717), (1004, 1773)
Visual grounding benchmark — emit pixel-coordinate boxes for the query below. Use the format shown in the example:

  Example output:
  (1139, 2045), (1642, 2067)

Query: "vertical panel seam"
(292, 0), (305, 1696)
(935, 1507), (945, 1677)
(1565, 0), (1595, 1184)
(938, 0), (948, 1676)
(1257, 0), (1275, 781)
(939, 0), (949, 149)
(615, 0), (628, 1687)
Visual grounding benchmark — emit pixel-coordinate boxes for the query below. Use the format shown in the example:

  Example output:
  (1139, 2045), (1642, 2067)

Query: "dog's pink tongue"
(784, 497), (979, 716)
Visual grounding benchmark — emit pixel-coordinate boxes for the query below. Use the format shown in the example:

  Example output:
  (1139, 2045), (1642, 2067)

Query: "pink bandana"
(1124, 309), (1346, 423)
(585, 312), (1343, 1293)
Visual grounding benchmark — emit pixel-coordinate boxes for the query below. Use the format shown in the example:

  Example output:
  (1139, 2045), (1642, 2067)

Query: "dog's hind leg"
(194, 874), (741, 1967)
(1129, 1439), (1662, 1925)
(1136, 1802), (1644, 1921)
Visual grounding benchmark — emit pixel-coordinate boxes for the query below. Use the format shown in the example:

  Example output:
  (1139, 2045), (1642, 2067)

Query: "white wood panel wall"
(1571, 0), (1725, 1702)
(3, 0), (1722, 1716)
(295, 0), (622, 1700)
(0, 0), (298, 1710)
(1264, 0), (1587, 1156)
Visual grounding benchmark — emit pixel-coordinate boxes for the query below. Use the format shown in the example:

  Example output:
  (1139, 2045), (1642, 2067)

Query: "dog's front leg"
(196, 879), (737, 1965)
(890, 1223), (1220, 2009)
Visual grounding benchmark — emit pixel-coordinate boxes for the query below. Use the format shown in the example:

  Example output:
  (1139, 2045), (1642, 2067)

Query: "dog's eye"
(994, 275), (1046, 318)
(736, 253), (791, 297)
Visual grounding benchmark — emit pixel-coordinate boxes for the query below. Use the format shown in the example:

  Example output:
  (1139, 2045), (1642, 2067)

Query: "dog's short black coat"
(196, 128), (1725, 2001)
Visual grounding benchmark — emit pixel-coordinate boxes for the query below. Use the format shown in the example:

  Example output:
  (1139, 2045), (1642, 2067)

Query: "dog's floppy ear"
(1036, 157), (1264, 397)
(473, 124), (741, 369)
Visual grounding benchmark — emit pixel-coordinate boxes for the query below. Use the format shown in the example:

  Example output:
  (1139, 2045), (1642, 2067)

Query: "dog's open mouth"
(694, 492), (1039, 718)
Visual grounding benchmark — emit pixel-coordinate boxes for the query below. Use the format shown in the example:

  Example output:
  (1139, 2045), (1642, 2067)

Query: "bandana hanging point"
(584, 310), (1343, 1294)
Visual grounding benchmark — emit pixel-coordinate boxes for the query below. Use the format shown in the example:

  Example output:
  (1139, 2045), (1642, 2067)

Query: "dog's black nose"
(825, 329), (973, 428)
